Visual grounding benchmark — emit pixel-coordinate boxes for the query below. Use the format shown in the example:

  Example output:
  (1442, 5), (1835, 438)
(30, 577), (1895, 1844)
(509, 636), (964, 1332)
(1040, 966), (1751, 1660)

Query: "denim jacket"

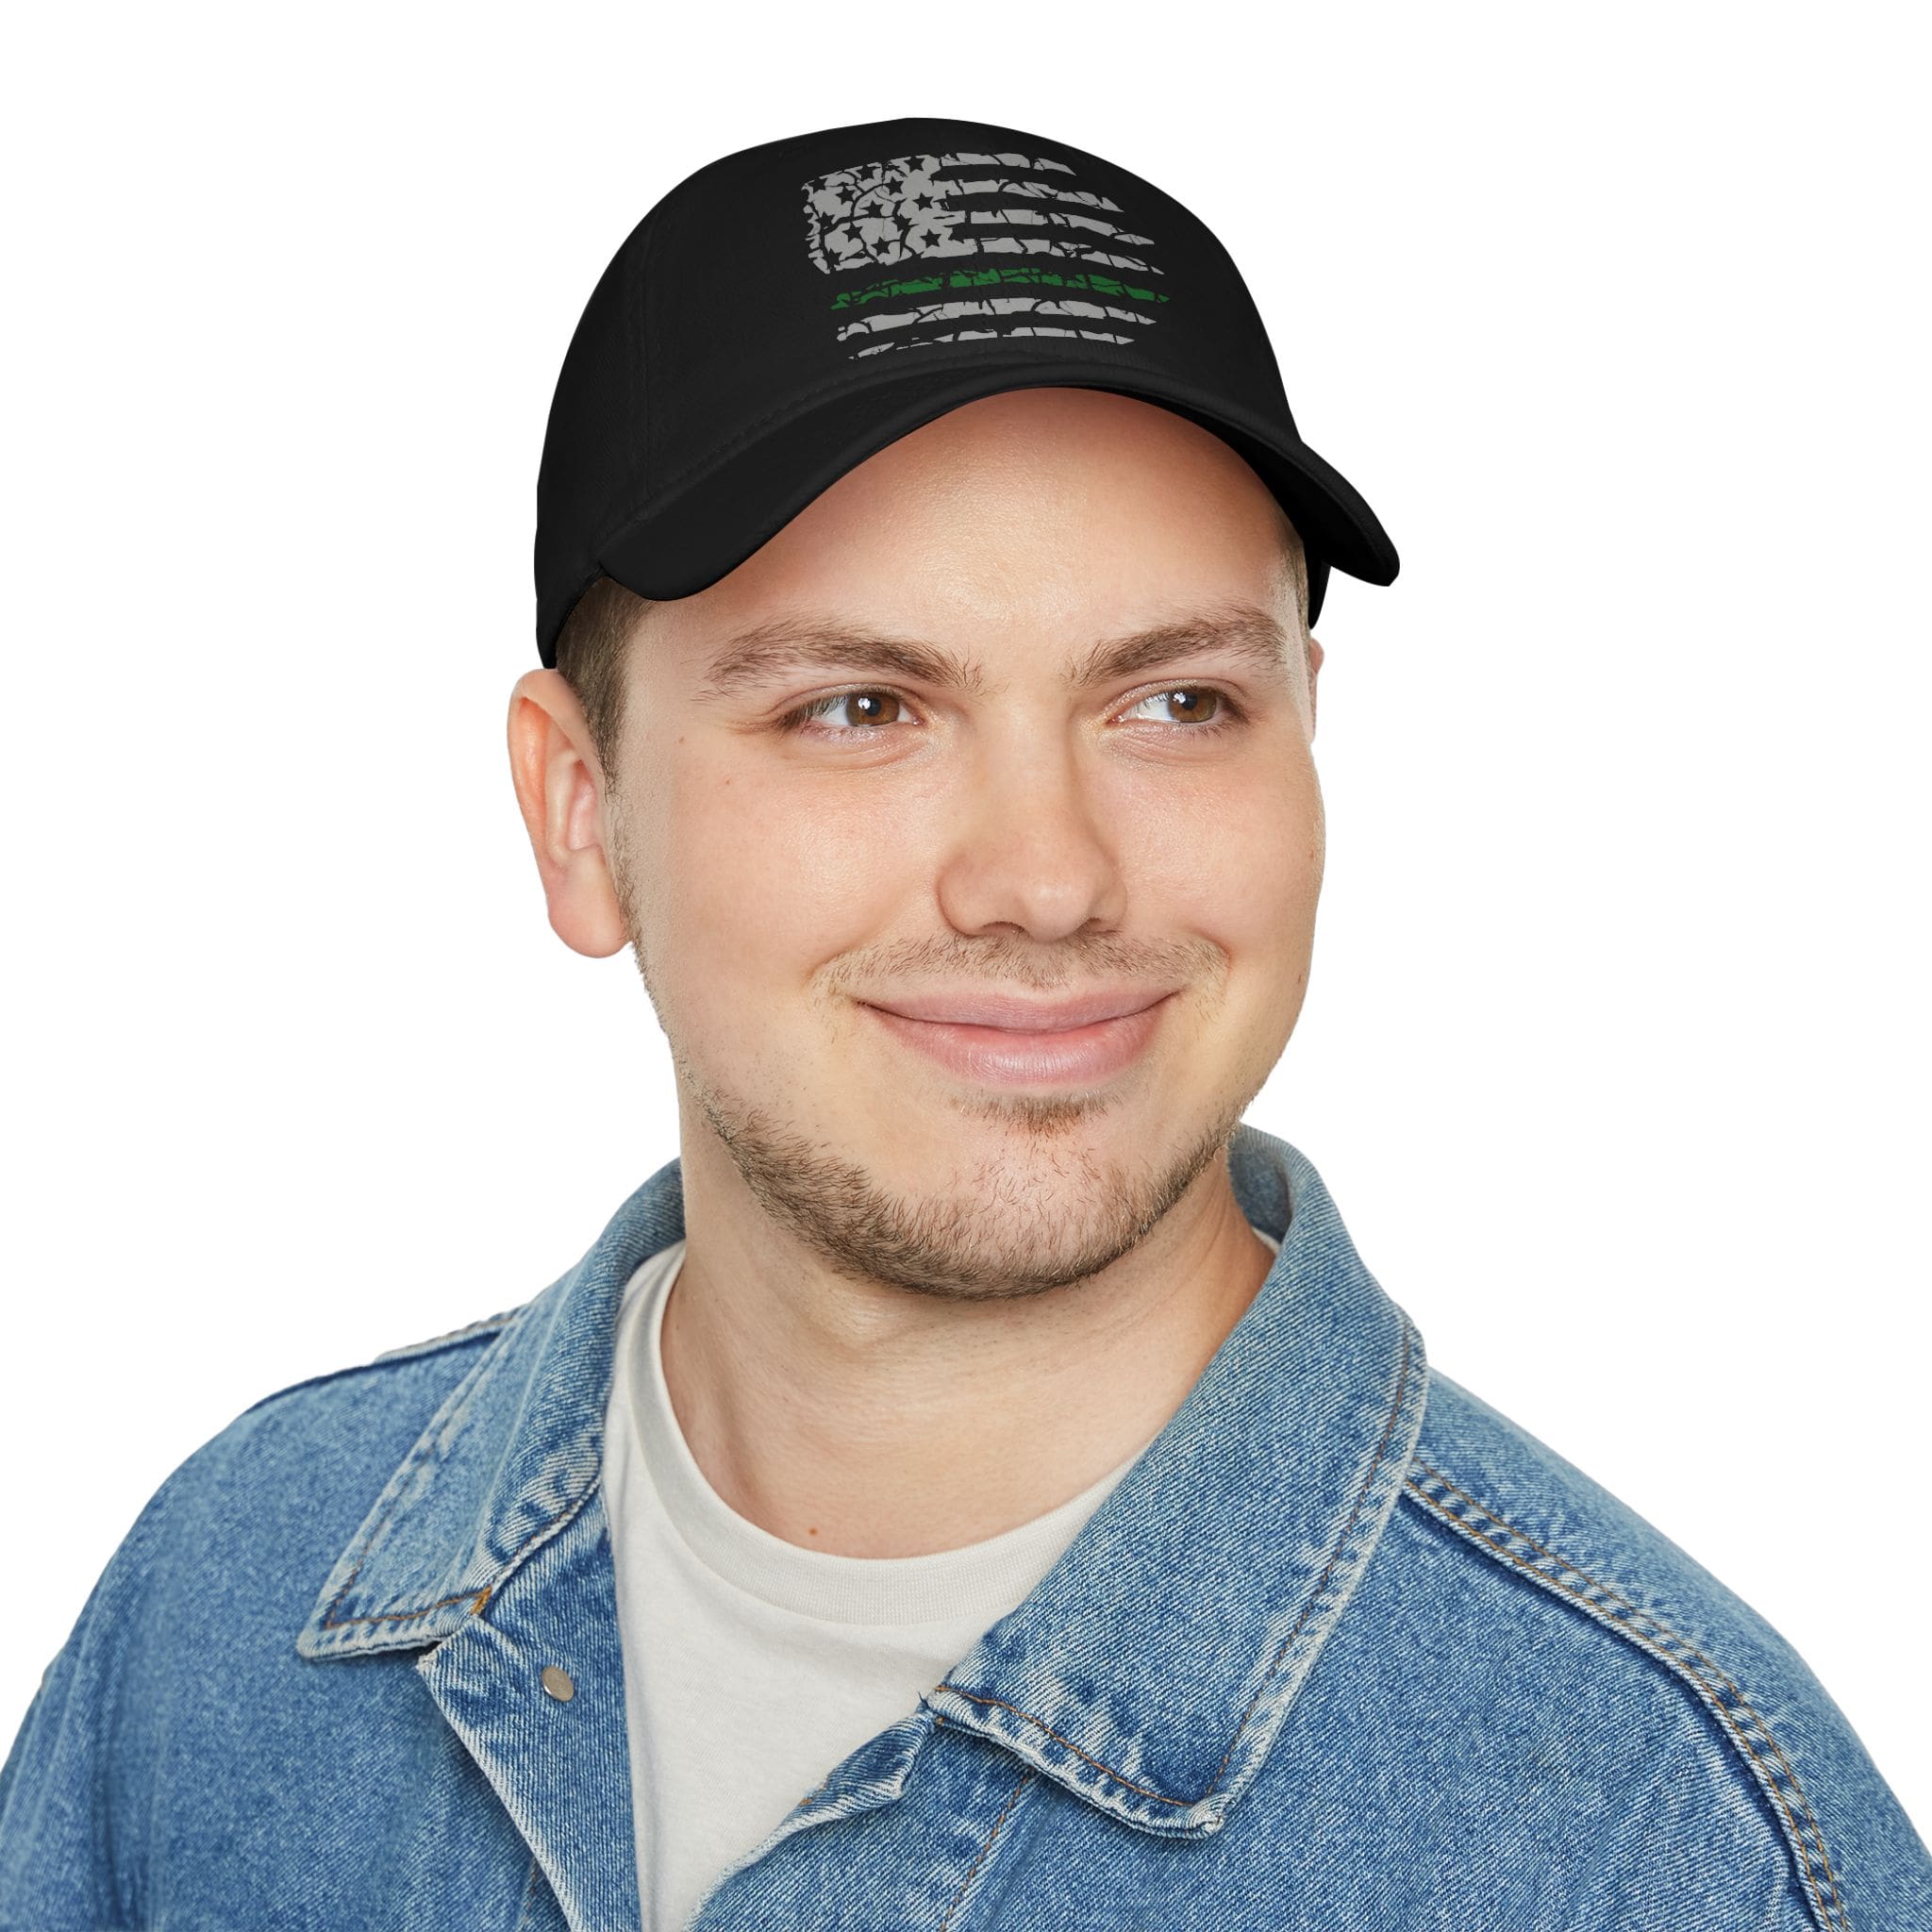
(3, 1123), (1925, 1930)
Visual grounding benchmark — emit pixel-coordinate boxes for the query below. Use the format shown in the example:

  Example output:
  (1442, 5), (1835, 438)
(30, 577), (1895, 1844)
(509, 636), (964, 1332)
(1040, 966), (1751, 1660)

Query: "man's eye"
(788, 690), (908, 731)
(1121, 688), (1232, 726)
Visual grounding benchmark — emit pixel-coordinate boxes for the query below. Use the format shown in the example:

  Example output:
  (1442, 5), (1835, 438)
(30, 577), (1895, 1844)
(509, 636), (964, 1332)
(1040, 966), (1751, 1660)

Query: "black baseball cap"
(534, 115), (1398, 667)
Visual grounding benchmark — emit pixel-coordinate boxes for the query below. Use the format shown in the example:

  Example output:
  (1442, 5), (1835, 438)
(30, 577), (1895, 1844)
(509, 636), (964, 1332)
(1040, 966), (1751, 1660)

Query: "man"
(1, 114), (1924, 1932)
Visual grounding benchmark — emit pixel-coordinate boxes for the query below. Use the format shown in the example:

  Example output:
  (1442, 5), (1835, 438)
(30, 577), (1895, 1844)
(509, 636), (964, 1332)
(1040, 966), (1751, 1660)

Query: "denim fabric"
(2, 1122), (1925, 1930)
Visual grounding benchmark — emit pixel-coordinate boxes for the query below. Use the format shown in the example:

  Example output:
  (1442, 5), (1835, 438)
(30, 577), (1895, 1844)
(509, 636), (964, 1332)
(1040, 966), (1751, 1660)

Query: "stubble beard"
(678, 1058), (1254, 1302)
(609, 809), (1267, 1299)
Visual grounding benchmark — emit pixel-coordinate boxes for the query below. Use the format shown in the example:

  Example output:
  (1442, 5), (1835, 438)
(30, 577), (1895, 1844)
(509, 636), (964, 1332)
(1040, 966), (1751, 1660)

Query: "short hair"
(552, 521), (1309, 787)
(552, 575), (654, 792)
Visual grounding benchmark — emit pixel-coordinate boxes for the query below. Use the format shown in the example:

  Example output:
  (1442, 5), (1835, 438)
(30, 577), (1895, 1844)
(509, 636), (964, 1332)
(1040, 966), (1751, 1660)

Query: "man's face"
(603, 387), (1324, 1298)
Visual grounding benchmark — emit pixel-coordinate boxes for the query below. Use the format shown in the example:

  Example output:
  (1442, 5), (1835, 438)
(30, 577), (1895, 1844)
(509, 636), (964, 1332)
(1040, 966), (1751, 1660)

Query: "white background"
(4, 0), (1926, 1850)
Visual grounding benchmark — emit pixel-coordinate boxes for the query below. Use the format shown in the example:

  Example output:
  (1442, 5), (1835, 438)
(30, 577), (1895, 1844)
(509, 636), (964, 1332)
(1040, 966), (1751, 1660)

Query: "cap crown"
(535, 116), (1395, 660)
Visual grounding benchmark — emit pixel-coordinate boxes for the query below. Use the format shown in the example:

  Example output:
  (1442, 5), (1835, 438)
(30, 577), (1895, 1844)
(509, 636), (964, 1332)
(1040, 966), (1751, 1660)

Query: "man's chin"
(693, 1076), (1245, 1303)
(941, 1080), (1130, 1140)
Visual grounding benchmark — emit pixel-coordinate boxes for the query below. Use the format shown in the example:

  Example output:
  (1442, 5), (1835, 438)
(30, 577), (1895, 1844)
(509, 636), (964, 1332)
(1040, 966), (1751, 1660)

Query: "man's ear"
(1307, 633), (1324, 738)
(506, 669), (630, 958)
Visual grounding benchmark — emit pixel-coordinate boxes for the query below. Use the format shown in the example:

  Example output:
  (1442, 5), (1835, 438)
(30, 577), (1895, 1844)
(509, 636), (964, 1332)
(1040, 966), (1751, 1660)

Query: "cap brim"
(558, 357), (1397, 660)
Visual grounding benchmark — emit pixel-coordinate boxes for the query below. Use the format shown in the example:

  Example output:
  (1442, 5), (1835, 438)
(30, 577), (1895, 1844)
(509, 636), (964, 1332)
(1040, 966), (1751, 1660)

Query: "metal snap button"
(541, 1665), (575, 1703)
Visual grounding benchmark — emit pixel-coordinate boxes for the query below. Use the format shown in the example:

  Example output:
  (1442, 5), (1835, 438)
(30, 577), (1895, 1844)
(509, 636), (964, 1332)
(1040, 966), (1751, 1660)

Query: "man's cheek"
(658, 851), (884, 1025)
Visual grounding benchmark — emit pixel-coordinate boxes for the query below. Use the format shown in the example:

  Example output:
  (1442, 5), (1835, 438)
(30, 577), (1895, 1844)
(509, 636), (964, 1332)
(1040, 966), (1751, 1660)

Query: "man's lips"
(859, 988), (1176, 1031)
(857, 988), (1178, 1086)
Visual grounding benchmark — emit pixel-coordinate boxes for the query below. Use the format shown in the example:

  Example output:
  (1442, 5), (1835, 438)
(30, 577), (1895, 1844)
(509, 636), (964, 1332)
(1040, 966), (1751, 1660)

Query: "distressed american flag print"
(801, 150), (1168, 359)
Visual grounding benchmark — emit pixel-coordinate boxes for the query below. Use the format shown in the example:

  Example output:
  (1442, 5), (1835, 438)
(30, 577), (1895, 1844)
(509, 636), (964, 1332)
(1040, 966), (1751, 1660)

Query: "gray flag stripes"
(801, 150), (1167, 359)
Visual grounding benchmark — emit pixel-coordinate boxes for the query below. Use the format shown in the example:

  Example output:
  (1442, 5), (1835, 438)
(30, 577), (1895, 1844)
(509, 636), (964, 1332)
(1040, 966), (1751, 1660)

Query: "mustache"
(824, 932), (1224, 996)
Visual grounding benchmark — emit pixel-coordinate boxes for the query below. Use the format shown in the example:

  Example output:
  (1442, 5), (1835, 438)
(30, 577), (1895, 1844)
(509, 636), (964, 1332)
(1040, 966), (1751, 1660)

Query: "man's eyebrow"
(1063, 606), (1293, 689)
(690, 604), (1294, 705)
(691, 620), (990, 703)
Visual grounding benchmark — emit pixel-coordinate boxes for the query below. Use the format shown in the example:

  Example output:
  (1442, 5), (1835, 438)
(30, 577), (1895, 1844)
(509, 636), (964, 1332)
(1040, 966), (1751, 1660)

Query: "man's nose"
(931, 733), (1129, 943)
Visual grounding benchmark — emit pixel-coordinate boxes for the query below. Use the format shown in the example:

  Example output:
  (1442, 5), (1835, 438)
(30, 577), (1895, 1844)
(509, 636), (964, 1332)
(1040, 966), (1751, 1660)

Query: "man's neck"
(657, 1141), (1275, 1558)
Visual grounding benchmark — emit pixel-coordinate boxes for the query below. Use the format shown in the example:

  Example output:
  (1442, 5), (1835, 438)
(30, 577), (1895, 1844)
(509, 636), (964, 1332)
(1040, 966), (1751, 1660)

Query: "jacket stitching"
(319, 1471), (600, 1632)
(319, 1585), (493, 1629)
(939, 1769), (1036, 1931)
(934, 1691), (1181, 1803)
(312, 1337), (515, 1632)
(315, 1335), (603, 1633)
(1203, 1316), (1416, 1791)
(374, 1307), (522, 1363)
(242, 1321), (509, 1421)
(1405, 1462), (1847, 1932)
(1406, 1463), (1845, 1929)
(941, 1316), (1416, 1810)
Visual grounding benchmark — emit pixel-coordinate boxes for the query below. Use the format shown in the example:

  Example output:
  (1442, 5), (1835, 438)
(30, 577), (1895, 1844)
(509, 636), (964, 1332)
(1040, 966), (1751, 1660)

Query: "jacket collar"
(927, 1125), (1427, 1835)
(296, 1155), (686, 1661)
(298, 1122), (1427, 1843)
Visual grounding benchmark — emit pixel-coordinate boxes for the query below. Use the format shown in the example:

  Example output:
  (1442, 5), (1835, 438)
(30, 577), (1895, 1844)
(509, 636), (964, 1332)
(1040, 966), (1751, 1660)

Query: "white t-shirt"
(602, 1228), (1280, 1929)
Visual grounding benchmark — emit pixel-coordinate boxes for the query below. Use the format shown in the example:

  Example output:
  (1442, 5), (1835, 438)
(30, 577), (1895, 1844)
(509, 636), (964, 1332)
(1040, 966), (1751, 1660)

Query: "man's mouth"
(858, 987), (1178, 1087)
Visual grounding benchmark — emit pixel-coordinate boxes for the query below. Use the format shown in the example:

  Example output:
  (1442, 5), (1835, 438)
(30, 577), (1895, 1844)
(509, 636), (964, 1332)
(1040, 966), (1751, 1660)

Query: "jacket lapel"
(296, 1158), (691, 1929)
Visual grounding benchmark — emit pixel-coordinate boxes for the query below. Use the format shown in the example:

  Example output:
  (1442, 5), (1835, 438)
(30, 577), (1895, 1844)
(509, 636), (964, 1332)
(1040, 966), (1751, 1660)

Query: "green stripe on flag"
(829, 268), (1170, 312)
